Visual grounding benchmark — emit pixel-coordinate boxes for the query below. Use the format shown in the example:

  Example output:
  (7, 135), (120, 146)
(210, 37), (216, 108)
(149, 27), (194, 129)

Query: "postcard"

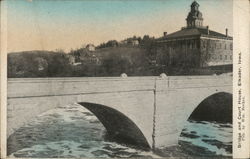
(1, 0), (249, 158)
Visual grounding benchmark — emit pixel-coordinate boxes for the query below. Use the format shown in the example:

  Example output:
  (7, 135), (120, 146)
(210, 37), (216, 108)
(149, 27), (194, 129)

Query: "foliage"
(7, 34), (232, 78)
(8, 51), (72, 77)
(96, 40), (118, 49)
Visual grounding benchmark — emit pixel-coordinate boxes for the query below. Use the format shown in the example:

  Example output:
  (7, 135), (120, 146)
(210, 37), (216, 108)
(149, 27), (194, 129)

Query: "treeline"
(7, 48), (232, 78)
(7, 33), (232, 78)
(96, 35), (155, 49)
(8, 51), (72, 78)
(7, 48), (156, 78)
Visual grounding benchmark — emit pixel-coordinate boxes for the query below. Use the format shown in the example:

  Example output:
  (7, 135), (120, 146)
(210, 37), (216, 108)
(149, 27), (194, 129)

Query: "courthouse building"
(156, 1), (233, 67)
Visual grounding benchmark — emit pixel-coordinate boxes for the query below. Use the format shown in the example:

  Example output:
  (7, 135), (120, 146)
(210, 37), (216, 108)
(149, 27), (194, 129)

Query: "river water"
(7, 103), (232, 158)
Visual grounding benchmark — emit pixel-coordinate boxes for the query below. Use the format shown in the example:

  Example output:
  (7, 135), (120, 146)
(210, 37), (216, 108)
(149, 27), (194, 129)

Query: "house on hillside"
(73, 49), (100, 65)
(119, 40), (129, 46)
(156, 1), (233, 67)
(120, 37), (140, 46)
(86, 44), (95, 51)
(128, 39), (139, 46)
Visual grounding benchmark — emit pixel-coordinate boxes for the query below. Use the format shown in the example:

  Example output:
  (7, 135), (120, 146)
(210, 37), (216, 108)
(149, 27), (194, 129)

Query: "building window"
(219, 43), (222, 49)
(230, 43), (233, 50)
(225, 55), (227, 60)
(182, 43), (185, 49)
(220, 55), (222, 60)
(196, 40), (200, 49)
(192, 41), (195, 49)
(230, 55), (232, 60)
(225, 44), (227, 49)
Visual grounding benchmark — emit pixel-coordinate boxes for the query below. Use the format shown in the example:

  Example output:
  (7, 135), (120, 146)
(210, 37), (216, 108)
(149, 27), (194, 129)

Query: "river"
(7, 103), (232, 158)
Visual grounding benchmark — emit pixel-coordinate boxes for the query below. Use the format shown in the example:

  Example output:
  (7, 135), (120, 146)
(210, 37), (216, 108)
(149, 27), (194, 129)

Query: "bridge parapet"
(155, 75), (232, 91)
(8, 75), (232, 98)
(7, 74), (232, 105)
(8, 77), (156, 98)
(7, 75), (232, 149)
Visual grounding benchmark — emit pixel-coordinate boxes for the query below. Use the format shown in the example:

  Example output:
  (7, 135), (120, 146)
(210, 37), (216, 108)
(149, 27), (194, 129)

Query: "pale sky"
(6, 0), (233, 53)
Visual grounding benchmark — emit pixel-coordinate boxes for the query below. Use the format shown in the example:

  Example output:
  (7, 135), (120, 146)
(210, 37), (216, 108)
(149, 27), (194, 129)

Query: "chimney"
(164, 32), (167, 37)
(226, 28), (228, 37)
(206, 26), (209, 35)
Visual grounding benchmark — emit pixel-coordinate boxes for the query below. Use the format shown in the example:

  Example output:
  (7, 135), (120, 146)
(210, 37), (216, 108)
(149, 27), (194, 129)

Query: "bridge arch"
(78, 102), (151, 150)
(177, 91), (232, 154)
(177, 91), (232, 142)
(7, 102), (151, 155)
(187, 91), (232, 123)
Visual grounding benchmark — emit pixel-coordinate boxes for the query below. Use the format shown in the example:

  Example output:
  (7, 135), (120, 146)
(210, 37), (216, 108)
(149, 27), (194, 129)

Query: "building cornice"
(200, 35), (233, 40)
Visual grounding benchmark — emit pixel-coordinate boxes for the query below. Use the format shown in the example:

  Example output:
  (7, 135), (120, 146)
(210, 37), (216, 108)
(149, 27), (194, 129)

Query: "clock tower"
(186, 1), (203, 28)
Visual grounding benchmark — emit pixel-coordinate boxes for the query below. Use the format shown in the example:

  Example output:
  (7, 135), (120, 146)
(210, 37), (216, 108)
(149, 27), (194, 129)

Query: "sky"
(6, 0), (233, 53)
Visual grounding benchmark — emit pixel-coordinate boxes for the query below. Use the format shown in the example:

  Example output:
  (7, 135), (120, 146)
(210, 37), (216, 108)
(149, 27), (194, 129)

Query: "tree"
(140, 35), (156, 60)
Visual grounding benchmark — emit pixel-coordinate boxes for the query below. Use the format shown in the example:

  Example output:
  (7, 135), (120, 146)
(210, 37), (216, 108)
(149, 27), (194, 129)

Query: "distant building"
(156, 1), (233, 67)
(119, 37), (140, 46)
(120, 40), (128, 45)
(128, 39), (139, 46)
(86, 44), (95, 51)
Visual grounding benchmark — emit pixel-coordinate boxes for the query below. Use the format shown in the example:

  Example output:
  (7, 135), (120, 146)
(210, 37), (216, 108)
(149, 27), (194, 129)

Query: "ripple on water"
(8, 104), (232, 158)
(179, 120), (232, 156)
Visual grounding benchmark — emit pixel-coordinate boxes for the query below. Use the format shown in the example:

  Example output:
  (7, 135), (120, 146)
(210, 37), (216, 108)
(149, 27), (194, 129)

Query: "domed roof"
(186, 1), (203, 27)
(191, 1), (199, 7)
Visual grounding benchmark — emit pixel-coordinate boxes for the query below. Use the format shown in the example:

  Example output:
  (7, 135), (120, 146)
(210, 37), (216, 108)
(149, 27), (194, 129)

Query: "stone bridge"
(7, 75), (232, 149)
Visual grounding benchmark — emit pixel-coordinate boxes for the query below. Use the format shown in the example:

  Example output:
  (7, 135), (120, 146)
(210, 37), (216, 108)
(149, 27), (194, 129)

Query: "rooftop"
(158, 27), (232, 41)
(158, 1), (232, 41)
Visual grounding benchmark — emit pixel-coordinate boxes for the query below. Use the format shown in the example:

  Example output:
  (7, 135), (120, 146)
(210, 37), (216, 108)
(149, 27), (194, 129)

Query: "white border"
(233, 0), (250, 158)
(0, 0), (7, 158)
(1, 0), (250, 158)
